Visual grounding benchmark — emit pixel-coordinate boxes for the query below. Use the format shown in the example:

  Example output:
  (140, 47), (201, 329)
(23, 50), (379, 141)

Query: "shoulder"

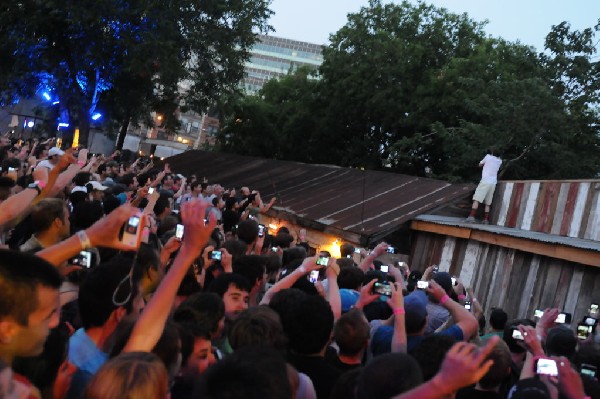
(437, 324), (464, 341)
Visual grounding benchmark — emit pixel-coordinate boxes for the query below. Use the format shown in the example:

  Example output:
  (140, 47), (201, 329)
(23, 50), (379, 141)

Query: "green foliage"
(0, 0), (272, 145)
(219, 0), (600, 181)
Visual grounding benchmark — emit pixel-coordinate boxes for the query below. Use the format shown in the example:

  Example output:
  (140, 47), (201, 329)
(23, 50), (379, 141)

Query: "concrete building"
(242, 35), (324, 93)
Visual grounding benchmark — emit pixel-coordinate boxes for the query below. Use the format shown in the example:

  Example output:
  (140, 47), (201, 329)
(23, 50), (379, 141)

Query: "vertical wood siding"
(411, 231), (600, 327)
(494, 180), (600, 240)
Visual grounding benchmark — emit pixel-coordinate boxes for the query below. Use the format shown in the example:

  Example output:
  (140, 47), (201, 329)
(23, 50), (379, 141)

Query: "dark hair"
(237, 219), (259, 245)
(228, 306), (287, 352)
(176, 322), (212, 368)
(221, 239), (248, 263)
(490, 308), (508, 330)
(78, 257), (141, 329)
(175, 293), (225, 336)
(207, 273), (251, 298)
(338, 267), (364, 290)
(272, 293), (333, 355)
(410, 334), (456, 381)
(232, 255), (266, 288)
(272, 233), (294, 249)
(334, 309), (370, 357)
(340, 243), (355, 258)
(71, 200), (104, 230)
(153, 194), (171, 216)
(281, 247), (307, 268)
(30, 198), (67, 233)
(356, 353), (423, 399)
(194, 346), (291, 399)
(0, 250), (62, 325)
(478, 341), (512, 390)
(73, 172), (92, 187)
(118, 173), (136, 188)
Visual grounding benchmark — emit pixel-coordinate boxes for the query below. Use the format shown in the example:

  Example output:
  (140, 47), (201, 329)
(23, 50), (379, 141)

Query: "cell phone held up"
(535, 358), (559, 377)
(208, 250), (222, 261)
(258, 224), (265, 238)
(372, 281), (392, 297)
(316, 256), (329, 267)
(120, 213), (145, 250)
(69, 251), (93, 268)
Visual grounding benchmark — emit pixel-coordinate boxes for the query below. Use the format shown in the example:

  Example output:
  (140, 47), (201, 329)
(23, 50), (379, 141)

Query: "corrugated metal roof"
(167, 151), (474, 242)
(414, 215), (600, 252)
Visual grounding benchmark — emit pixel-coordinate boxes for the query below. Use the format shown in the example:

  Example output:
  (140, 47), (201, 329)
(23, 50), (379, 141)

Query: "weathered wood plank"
(568, 182), (589, 238)
(551, 183), (571, 235)
(560, 183), (580, 236)
(439, 236), (456, 272)
(521, 183), (540, 231)
(497, 182), (514, 227)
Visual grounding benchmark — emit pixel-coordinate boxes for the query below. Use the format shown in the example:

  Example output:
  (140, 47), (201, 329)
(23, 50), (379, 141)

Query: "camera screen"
(577, 324), (592, 340)
(464, 302), (472, 310)
(417, 281), (429, 290)
(534, 309), (544, 318)
(373, 282), (392, 297)
(316, 256), (329, 267)
(451, 277), (457, 286)
(380, 265), (389, 273)
(175, 224), (184, 239)
(581, 364), (597, 378)
(126, 216), (140, 234)
(354, 248), (361, 254)
(584, 317), (597, 326)
(386, 247), (396, 254)
(536, 359), (558, 377)
(512, 329), (524, 340)
(308, 270), (319, 284)
(71, 251), (92, 268)
(210, 251), (222, 261)
(258, 224), (265, 237)
(148, 187), (155, 194)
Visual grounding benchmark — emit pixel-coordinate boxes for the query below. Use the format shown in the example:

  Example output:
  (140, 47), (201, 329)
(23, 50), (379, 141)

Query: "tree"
(0, 0), (272, 146)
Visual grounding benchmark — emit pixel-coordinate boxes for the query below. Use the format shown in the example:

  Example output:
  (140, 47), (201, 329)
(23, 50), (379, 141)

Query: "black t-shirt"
(287, 353), (342, 399)
(324, 352), (363, 373)
(222, 209), (239, 233)
(456, 387), (501, 399)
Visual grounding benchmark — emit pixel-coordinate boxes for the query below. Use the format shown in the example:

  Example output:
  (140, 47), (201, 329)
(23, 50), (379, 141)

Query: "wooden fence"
(409, 230), (600, 327)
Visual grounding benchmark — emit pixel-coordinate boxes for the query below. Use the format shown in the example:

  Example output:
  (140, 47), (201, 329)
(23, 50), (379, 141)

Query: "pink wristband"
(439, 294), (450, 305)
(77, 160), (86, 167)
(457, 294), (466, 301)
(393, 308), (405, 315)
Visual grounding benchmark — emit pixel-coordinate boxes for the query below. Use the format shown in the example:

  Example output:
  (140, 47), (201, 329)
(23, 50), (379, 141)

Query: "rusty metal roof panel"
(167, 151), (474, 239)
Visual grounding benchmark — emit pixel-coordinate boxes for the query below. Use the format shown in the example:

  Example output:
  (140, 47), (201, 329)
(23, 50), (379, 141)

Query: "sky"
(268, 0), (600, 52)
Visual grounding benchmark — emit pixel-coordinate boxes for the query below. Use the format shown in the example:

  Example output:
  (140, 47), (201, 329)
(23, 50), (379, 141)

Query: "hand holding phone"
(308, 270), (319, 284)
(372, 281), (392, 297)
(380, 265), (389, 273)
(208, 250), (222, 261)
(535, 358), (558, 377)
(316, 256), (329, 267)
(417, 281), (429, 290)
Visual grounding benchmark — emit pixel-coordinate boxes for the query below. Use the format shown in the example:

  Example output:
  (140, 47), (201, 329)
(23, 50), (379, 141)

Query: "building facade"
(242, 35), (324, 93)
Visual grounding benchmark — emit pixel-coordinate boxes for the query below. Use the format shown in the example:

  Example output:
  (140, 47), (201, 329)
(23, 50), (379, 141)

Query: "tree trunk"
(78, 115), (91, 148)
(116, 113), (131, 151)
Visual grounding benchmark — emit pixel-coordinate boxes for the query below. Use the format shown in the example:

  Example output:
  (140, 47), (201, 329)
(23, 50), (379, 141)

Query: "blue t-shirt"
(371, 324), (464, 356)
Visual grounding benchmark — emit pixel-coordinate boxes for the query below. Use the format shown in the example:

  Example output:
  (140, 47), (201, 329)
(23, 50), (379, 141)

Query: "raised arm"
(260, 257), (322, 305)
(325, 260), (341, 322)
(124, 200), (216, 352)
(358, 242), (388, 272)
(427, 281), (478, 340)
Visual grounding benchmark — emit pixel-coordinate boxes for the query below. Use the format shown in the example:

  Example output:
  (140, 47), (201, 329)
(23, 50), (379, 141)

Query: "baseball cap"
(88, 181), (108, 191)
(404, 290), (428, 324)
(507, 378), (550, 399)
(48, 147), (64, 157)
(432, 272), (453, 294)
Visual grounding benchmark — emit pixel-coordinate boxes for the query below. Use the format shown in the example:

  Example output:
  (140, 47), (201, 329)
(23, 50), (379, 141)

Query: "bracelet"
(76, 230), (92, 250)
(458, 294), (466, 301)
(393, 307), (405, 315)
(77, 160), (86, 167)
(439, 294), (451, 305)
(298, 266), (307, 274)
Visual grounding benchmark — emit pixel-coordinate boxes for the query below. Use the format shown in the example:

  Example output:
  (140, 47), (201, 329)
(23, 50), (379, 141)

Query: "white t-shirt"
(36, 159), (55, 170)
(479, 154), (502, 184)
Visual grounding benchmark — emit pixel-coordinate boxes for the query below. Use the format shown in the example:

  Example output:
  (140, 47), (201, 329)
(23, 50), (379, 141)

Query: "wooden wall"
(410, 231), (600, 326)
(492, 180), (600, 241)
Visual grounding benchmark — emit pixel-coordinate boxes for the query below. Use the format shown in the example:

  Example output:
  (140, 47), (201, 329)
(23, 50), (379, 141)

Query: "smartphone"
(577, 324), (593, 340)
(590, 304), (599, 316)
(534, 309), (544, 318)
(380, 265), (389, 273)
(581, 364), (597, 379)
(432, 265), (439, 274)
(512, 328), (524, 341)
(535, 358), (559, 377)
(175, 224), (184, 240)
(316, 256), (329, 267)
(464, 301), (472, 311)
(148, 187), (155, 194)
(417, 281), (429, 290)
(451, 277), (457, 286)
(584, 317), (598, 327)
(70, 251), (92, 268)
(121, 214), (144, 248)
(209, 250), (222, 261)
(8, 167), (16, 172)
(204, 218), (209, 224)
(258, 224), (265, 238)
(271, 247), (278, 252)
(555, 312), (572, 324)
(354, 248), (361, 254)
(372, 282), (392, 297)
(308, 270), (319, 284)
(386, 246), (396, 254)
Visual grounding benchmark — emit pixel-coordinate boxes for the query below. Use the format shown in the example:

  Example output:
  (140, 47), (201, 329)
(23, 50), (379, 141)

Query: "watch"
(27, 182), (42, 195)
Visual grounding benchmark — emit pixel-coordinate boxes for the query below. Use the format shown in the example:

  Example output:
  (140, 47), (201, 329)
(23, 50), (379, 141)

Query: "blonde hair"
(85, 352), (169, 399)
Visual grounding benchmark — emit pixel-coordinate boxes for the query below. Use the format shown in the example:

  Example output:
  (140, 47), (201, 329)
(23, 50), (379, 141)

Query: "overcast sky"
(268, 0), (600, 51)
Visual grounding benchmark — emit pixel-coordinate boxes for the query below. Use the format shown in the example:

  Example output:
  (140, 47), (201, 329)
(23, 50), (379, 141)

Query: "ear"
(0, 319), (19, 344)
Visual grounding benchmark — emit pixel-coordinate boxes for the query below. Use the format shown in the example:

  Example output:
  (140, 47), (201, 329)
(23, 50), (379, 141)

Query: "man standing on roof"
(466, 148), (502, 225)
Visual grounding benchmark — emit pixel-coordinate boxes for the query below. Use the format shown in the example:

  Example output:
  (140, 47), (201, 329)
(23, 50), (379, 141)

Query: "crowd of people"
(0, 136), (598, 399)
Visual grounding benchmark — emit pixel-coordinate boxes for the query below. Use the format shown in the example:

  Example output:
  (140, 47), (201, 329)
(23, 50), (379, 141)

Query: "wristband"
(36, 180), (46, 190)
(458, 294), (466, 301)
(77, 160), (86, 167)
(76, 230), (92, 250)
(472, 298), (478, 303)
(393, 307), (405, 315)
(439, 294), (451, 305)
